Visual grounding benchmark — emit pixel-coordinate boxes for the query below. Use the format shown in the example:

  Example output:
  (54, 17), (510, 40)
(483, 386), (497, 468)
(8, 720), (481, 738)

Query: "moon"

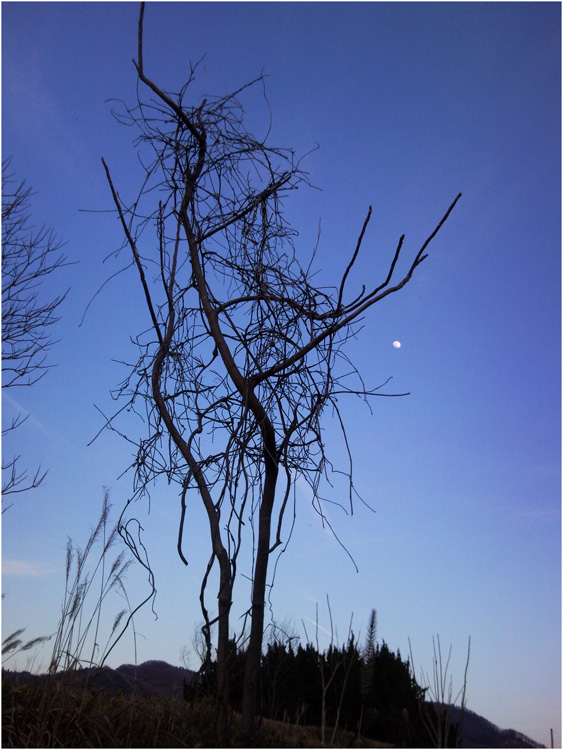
(393, 341), (401, 349)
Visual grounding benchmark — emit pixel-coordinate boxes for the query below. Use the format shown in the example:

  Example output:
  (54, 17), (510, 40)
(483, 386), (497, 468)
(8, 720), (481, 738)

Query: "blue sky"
(2, 2), (560, 745)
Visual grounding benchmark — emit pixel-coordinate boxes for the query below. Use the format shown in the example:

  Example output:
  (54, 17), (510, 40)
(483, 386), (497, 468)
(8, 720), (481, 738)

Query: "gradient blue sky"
(2, 2), (560, 745)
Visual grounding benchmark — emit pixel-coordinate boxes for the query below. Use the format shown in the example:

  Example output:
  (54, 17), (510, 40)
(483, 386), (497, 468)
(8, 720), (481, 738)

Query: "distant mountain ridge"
(2, 659), (197, 702)
(3, 660), (544, 748)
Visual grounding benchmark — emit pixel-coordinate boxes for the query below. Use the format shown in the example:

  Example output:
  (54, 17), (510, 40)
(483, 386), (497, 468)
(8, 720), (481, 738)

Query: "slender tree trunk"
(240, 454), (278, 741)
(151, 344), (233, 744)
(215, 553), (232, 745)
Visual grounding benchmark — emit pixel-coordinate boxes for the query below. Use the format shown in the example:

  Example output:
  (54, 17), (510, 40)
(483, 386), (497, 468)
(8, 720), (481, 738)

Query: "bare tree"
(2, 158), (70, 504)
(99, 3), (461, 742)
(409, 635), (472, 747)
(302, 597), (358, 748)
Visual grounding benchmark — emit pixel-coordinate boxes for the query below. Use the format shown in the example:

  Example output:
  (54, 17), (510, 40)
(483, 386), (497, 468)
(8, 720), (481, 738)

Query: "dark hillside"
(435, 704), (545, 748)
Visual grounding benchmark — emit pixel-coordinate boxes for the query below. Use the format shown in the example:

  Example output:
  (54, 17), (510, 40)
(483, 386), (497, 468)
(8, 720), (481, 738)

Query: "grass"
(2, 674), (392, 748)
(2, 674), (214, 748)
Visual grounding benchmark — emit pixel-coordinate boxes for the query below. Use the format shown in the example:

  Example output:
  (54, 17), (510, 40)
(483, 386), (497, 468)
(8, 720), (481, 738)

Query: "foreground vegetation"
(2, 673), (394, 748)
(2, 632), (457, 749)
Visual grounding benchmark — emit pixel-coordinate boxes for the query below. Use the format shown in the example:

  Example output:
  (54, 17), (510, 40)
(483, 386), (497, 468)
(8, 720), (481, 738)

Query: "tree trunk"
(240, 457), (278, 742)
(215, 553), (232, 745)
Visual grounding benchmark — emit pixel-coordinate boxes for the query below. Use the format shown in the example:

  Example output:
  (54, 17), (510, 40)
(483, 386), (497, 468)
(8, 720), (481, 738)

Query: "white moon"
(392, 341), (401, 349)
